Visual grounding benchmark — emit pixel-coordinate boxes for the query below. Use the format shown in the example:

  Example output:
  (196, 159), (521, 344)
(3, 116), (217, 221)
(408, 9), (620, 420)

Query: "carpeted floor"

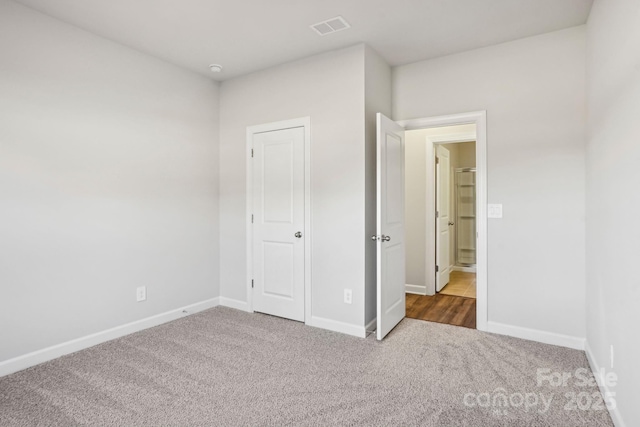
(0, 307), (613, 426)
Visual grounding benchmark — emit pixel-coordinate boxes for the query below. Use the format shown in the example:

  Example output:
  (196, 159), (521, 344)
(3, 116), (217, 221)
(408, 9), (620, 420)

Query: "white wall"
(586, 0), (640, 425)
(364, 46), (392, 326)
(405, 131), (428, 288)
(395, 27), (587, 340)
(219, 45), (370, 331)
(0, 0), (220, 362)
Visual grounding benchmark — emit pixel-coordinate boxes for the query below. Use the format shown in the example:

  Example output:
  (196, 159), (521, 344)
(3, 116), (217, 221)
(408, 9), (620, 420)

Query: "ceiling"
(14, 0), (594, 81)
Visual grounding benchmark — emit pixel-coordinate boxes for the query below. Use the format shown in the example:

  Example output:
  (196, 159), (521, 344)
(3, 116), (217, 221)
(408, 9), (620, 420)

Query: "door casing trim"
(245, 117), (312, 324)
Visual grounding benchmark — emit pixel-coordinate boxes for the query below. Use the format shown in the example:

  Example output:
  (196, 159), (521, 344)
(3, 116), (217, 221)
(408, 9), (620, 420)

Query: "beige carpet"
(0, 307), (613, 426)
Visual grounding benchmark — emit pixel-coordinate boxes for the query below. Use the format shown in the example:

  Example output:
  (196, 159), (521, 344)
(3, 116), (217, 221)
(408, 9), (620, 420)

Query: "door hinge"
(251, 148), (254, 158)
(436, 211), (439, 218)
(251, 214), (254, 223)
(251, 279), (254, 289)
(436, 157), (440, 164)
(436, 265), (439, 273)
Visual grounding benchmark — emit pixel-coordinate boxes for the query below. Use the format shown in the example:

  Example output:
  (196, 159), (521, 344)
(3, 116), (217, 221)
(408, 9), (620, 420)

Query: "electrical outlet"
(344, 289), (352, 304)
(136, 286), (146, 302)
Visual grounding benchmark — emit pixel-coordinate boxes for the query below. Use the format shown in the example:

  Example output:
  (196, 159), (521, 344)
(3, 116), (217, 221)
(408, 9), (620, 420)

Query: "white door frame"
(245, 117), (312, 324)
(397, 111), (488, 332)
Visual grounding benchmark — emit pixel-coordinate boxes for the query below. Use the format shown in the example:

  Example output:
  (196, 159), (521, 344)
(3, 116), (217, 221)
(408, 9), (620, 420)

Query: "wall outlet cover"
(344, 289), (352, 304)
(136, 286), (146, 302)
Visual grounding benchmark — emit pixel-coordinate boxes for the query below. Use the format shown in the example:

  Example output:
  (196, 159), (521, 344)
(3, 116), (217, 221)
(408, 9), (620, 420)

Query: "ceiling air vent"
(310, 16), (351, 36)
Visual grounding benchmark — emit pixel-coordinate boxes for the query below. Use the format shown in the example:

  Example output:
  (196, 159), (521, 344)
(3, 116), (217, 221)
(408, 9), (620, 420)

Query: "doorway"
(438, 143), (477, 298)
(404, 126), (478, 328)
(440, 162), (477, 300)
(398, 116), (488, 331)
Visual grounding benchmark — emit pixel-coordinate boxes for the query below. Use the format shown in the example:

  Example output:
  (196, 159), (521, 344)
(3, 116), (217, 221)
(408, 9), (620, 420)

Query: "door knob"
(295, 231), (302, 238)
(448, 222), (455, 226)
(371, 235), (378, 241)
(382, 235), (391, 242)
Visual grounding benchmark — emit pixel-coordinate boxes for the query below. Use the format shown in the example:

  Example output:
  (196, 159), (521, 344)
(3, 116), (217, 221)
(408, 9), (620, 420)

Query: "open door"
(376, 113), (406, 340)
(436, 145), (451, 292)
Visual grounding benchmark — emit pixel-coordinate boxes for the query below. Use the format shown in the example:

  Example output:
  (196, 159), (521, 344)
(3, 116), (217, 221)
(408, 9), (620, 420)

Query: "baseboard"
(405, 284), (427, 295)
(365, 317), (377, 334)
(308, 316), (367, 338)
(585, 341), (626, 427)
(219, 297), (251, 312)
(219, 299), (370, 338)
(0, 297), (220, 378)
(452, 265), (476, 273)
(486, 321), (585, 350)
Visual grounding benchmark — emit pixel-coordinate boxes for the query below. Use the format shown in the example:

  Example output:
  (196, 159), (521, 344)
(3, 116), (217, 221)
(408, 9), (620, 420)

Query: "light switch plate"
(488, 204), (503, 219)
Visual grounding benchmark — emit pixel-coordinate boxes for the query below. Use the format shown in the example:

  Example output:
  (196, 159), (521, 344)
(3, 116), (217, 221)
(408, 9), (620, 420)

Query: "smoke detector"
(310, 16), (351, 36)
(209, 64), (223, 73)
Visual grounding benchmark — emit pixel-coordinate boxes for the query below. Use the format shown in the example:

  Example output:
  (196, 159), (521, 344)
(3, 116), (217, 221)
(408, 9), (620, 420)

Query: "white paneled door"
(436, 145), (451, 292)
(376, 113), (406, 340)
(252, 126), (305, 322)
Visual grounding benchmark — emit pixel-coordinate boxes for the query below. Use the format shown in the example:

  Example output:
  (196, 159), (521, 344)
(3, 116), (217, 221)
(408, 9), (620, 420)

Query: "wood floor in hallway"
(406, 293), (476, 329)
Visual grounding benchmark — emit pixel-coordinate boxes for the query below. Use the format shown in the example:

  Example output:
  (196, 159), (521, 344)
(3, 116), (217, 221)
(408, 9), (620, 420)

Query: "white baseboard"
(220, 298), (370, 338)
(365, 317), (377, 334)
(487, 321), (585, 350)
(405, 284), (427, 295)
(452, 265), (476, 273)
(585, 341), (626, 427)
(308, 316), (367, 338)
(0, 297), (220, 378)
(219, 297), (251, 312)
